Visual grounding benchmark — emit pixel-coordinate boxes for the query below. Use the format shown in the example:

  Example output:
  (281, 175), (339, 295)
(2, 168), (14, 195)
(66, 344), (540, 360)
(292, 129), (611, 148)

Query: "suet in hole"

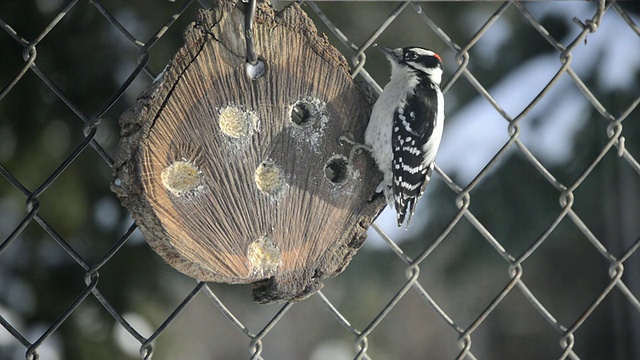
(290, 101), (313, 127)
(247, 236), (281, 278)
(255, 161), (284, 195)
(324, 156), (349, 184)
(219, 105), (258, 138)
(161, 160), (203, 196)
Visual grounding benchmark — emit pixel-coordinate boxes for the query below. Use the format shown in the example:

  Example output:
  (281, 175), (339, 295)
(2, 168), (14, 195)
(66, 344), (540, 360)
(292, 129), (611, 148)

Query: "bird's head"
(376, 46), (443, 86)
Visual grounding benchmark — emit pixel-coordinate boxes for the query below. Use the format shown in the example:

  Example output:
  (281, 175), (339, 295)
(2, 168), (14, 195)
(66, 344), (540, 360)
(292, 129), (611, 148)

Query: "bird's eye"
(404, 51), (418, 61)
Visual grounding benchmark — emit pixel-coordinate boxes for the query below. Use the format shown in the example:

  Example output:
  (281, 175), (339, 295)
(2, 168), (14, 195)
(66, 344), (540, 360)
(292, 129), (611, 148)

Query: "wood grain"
(112, 0), (385, 303)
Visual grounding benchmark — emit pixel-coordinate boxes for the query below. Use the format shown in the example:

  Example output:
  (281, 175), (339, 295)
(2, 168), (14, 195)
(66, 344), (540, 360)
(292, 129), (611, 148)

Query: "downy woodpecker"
(364, 46), (444, 227)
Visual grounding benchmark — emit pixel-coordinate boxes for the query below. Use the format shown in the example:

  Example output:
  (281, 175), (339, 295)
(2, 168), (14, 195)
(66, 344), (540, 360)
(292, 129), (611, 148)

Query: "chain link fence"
(1, 1), (639, 359)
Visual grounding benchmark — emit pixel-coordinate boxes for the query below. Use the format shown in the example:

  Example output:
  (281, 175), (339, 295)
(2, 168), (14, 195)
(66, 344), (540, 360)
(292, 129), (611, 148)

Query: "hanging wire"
(243, 0), (265, 79)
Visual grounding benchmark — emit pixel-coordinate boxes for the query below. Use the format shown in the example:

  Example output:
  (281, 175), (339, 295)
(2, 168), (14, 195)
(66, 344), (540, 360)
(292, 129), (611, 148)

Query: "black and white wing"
(391, 82), (440, 227)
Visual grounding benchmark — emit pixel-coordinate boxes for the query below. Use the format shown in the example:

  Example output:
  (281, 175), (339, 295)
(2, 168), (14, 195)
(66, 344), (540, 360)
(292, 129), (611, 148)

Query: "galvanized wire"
(0, 1), (639, 359)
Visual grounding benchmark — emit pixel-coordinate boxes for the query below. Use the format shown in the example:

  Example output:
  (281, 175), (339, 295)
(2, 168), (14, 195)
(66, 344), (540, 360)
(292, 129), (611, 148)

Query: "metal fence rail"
(1, 1), (639, 359)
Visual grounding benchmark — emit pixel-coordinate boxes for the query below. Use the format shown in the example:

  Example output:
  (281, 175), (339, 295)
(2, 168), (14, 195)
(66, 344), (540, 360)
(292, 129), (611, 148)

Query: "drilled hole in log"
(290, 101), (313, 127)
(324, 156), (349, 184)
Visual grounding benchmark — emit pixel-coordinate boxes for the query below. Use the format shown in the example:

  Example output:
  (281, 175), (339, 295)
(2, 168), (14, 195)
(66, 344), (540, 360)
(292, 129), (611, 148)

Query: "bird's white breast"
(365, 71), (419, 189)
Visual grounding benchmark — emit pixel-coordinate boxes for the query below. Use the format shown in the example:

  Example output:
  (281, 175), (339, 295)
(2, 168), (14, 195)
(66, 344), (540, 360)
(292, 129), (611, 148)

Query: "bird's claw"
(339, 134), (371, 164)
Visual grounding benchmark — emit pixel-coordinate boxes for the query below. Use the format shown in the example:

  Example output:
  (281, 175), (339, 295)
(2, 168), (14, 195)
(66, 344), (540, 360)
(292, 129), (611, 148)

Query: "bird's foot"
(338, 134), (371, 164)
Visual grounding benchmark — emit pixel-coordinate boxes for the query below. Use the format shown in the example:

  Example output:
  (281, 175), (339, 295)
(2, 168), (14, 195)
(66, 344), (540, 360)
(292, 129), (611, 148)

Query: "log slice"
(112, 1), (384, 303)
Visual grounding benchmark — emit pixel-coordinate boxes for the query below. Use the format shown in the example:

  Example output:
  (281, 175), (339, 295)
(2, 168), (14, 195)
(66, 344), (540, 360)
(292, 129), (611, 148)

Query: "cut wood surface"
(112, 0), (384, 303)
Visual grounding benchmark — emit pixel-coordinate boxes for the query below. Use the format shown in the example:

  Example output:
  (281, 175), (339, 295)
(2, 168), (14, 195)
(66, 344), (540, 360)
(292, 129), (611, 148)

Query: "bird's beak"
(374, 44), (402, 62)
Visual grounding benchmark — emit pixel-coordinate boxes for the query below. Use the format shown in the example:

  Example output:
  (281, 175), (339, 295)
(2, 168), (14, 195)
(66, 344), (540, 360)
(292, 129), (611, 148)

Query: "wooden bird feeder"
(112, 0), (384, 303)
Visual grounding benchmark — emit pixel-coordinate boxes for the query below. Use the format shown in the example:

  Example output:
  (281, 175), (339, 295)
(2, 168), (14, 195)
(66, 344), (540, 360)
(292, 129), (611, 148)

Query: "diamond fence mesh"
(1, 1), (639, 359)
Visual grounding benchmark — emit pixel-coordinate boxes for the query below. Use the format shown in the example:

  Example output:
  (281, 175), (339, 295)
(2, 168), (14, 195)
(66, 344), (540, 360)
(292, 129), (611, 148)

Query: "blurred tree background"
(1, 1), (639, 360)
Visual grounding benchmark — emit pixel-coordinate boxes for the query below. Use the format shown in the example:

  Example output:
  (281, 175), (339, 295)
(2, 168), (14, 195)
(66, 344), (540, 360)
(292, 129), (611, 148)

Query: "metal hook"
(243, 0), (265, 79)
